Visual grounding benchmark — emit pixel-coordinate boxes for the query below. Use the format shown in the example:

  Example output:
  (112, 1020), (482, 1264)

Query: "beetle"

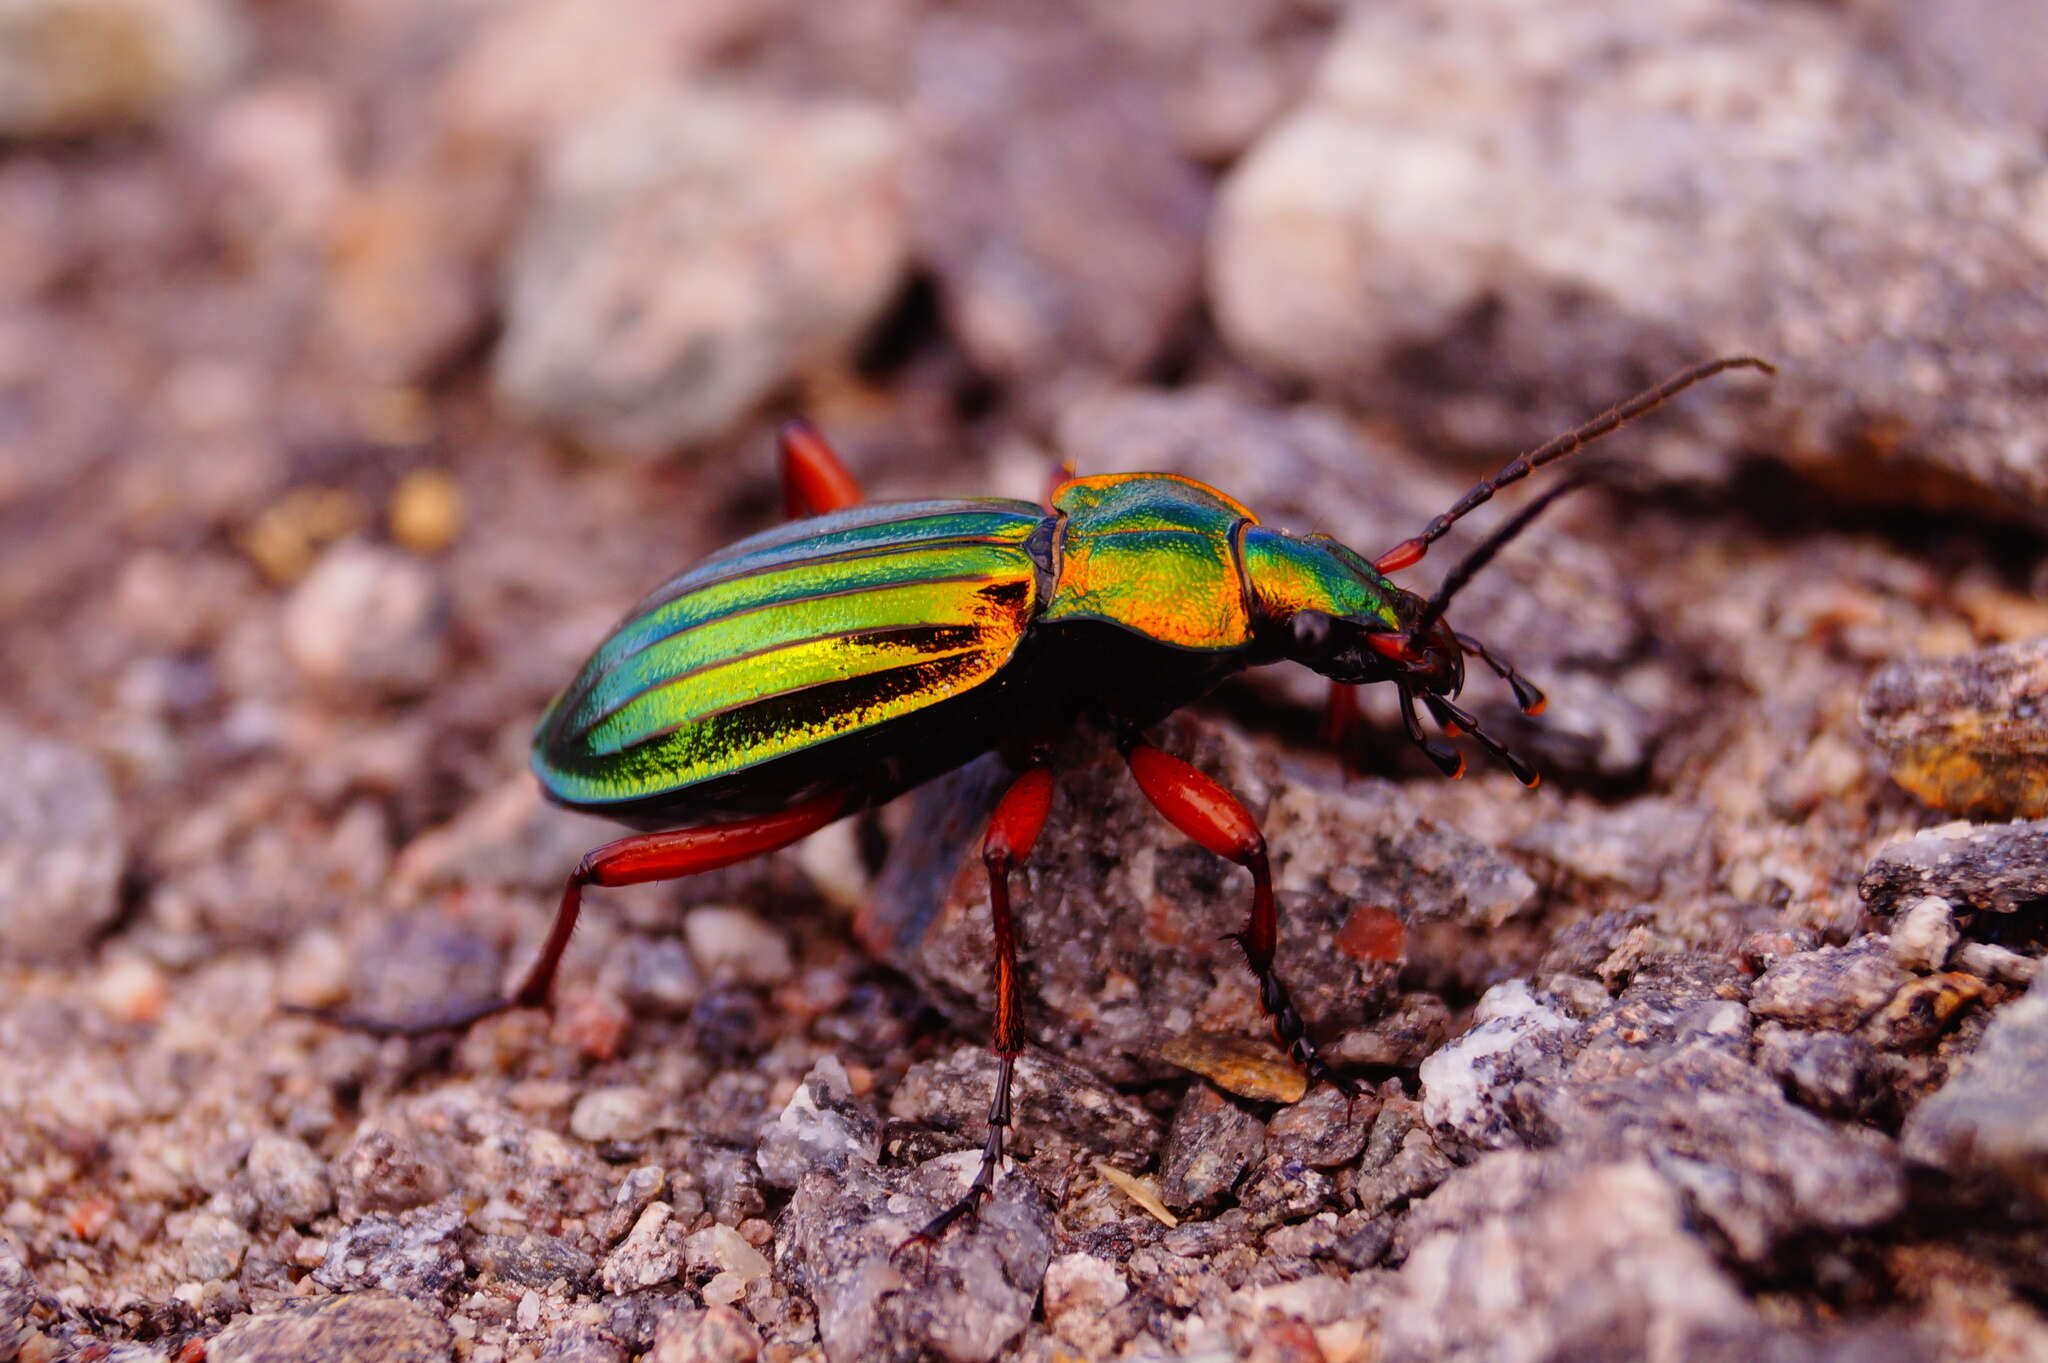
(322, 355), (1771, 1241)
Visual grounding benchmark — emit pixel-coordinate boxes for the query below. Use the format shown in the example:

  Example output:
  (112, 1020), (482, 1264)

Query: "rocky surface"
(1210, 0), (2048, 527)
(495, 88), (908, 458)
(1863, 638), (2048, 820)
(1, 1), (2046, 1360)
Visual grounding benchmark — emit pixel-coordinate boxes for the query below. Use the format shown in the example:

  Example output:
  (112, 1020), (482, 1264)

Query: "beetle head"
(1285, 597), (1465, 698)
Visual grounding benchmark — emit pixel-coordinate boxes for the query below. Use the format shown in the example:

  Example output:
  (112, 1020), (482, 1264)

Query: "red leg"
(906, 765), (1055, 1247)
(1320, 681), (1364, 772)
(1041, 457), (1076, 510)
(1121, 741), (1352, 1096)
(778, 419), (864, 518)
(298, 795), (845, 1036)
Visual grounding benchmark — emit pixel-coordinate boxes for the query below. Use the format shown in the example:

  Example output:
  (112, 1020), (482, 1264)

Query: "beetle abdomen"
(534, 500), (1047, 814)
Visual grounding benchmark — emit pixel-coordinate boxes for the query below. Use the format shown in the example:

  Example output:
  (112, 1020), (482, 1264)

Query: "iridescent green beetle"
(343, 356), (1771, 1241)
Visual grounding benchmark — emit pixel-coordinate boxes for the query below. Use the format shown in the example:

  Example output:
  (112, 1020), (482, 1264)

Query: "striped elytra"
(532, 500), (1047, 812)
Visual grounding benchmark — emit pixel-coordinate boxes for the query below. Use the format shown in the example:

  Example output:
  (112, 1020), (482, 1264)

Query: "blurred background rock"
(1, 0), (2046, 1360)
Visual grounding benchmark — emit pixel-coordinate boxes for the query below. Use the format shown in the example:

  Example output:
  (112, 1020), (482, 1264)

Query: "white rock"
(1889, 895), (1960, 972)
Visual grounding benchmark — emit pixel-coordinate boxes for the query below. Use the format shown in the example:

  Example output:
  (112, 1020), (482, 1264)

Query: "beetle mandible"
(326, 355), (1772, 1242)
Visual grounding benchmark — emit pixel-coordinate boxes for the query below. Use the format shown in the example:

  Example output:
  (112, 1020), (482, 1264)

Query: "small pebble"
(1755, 1023), (1880, 1117)
(389, 468), (464, 554)
(181, 1213), (251, 1282)
(650, 1304), (761, 1363)
(1954, 942), (2039, 985)
(600, 1203), (681, 1294)
(209, 1291), (453, 1363)
(282, 539), (451, 695)
(684, 907), (793, 987)
(1159, 1082), (1264, 1210)
(275, 928), (351, 1010)
(683, 1223), (770, 1285)
(92, 955), (167, 1024)
(756, 1055), (880, 1190)
(245, 1134), (334, 1227)
(1889, 896), (1960, 972)
(570, 1086), (660, 1144)
(1043, 1252), (1127, 1354)
(1265, 1085), (1375, 1168)
(1749, 938), (1911, 1031)
(0, 725), (125, 962)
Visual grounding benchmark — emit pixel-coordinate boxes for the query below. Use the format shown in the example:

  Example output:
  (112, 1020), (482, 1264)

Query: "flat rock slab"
(1863, 639), (2048, 819)
(1861, 819), (2048, 917)
(777, 1156), (1054, 1363)
(209, 1292), (453, 1363)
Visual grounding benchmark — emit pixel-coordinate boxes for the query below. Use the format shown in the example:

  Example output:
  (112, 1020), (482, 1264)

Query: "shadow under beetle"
(319, 355), (1772, 1243)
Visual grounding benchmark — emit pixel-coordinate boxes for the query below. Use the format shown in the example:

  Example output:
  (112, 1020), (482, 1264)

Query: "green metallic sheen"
(1040, 474), (1258, 651)
(533, 474), (1410, 817)
(1238, 528), (1403, 632)
(534, 500), (1043, 809)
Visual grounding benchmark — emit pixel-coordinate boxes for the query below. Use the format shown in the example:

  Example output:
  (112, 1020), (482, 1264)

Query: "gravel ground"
(3, 2), (2047, 1361)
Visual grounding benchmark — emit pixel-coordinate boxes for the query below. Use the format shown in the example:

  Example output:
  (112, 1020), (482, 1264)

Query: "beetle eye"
(1290, 610), (1332, 650)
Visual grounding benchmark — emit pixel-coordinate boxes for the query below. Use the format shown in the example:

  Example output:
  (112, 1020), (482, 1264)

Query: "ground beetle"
(321, 356), (1772, 1242)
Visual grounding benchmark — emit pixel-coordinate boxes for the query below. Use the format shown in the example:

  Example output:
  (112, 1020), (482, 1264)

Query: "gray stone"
(1346, 1100), (1456, 1221)
(1419, 980), (1580, 1154)
(1265, 1082), (1376, 1168)
(283, 541), (451, 695)
(1903, 975), (2048, 1204)
(906, 16), (1208, 389)
(1861, 819), (2048, 918)
(314, 1202), (467, 1298)
(338, 1111), (459, 1218)
(244, 1134), (333, 1228)
(1158, 1082), (1265, 1210)
(601, 1201), (684, 1295)
(778, 1156), (1054, 1363)
(181, 1211), (251, 1281)
(1512, 798), (1713, 898)
(210, 1291), (453, 1362)
(496, 89), (906, 457)
(539, 1322), (630, 1363)
(889, 1045), (1161, 1166)
(757, 1055), (882, 1190)
(471, 1233), (598, 1291)
(1755, 1023), (1882, 1119)
(1211, 0), (2048, 527)
(1953, 942), (2039, 985)
(1749, 937), (1911, 1031)
(1379, 1153), (1761, 1363)
(0, 722), (124, 962)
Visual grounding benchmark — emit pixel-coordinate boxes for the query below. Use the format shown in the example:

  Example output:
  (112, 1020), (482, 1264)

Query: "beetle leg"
(1453, 631), (1546, 714)
(1319, 681), (1364, 772)
(904, 764), (1056, 1247)
(294, 794), (845, 1037)
(777, 418), (864, 517)
(1120, 740), (1354, 1097)
(1041, 457), (1076, 510)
